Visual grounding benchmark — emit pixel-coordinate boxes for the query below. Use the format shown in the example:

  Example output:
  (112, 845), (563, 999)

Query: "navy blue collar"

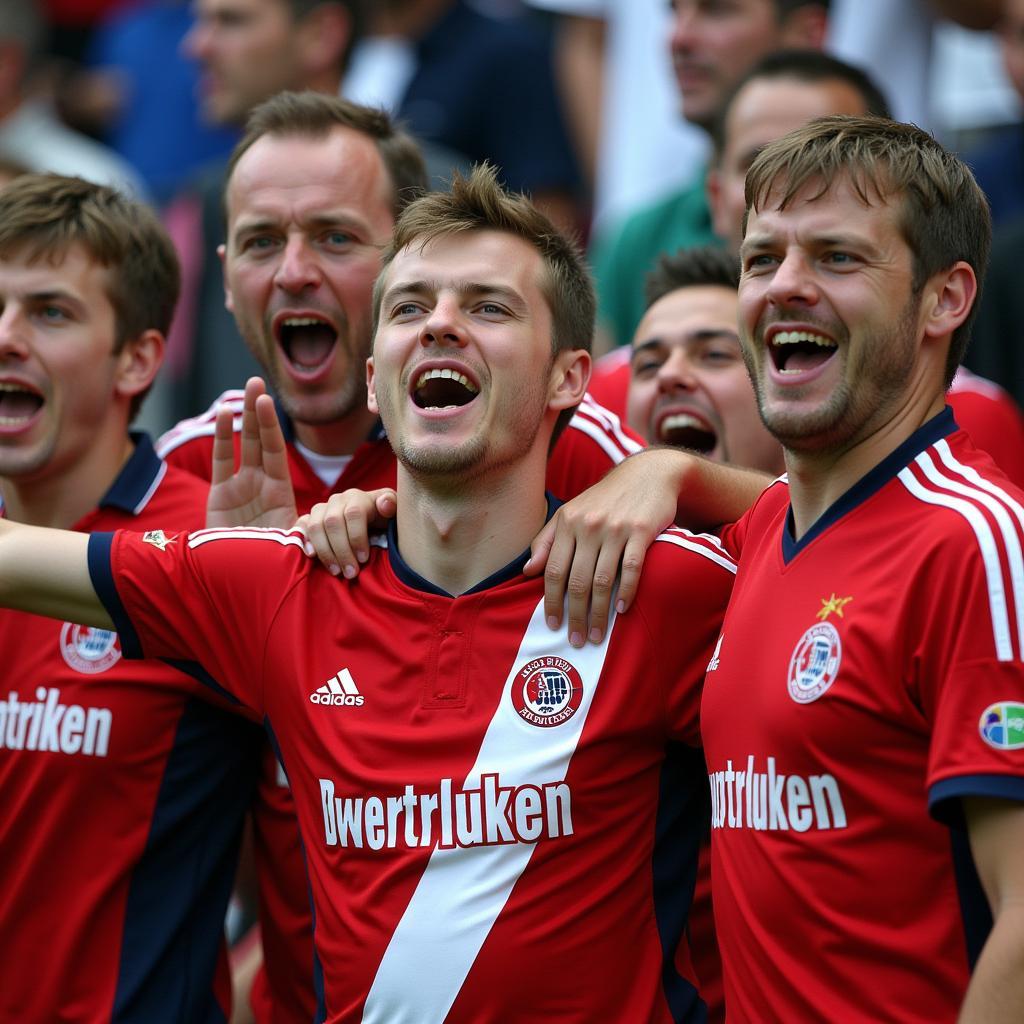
(272, 396), (386, 447)
(387, 493), (561, 597)
(782, 407), (959, 563)
(99, 432), (165, 513)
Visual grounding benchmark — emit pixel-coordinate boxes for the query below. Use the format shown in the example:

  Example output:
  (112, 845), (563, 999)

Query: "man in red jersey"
(532, 116), (1024, 1023)
(0, 165), (748, 1023)
(0, 174), (260, 1022)
(157, 90), (645, 1022)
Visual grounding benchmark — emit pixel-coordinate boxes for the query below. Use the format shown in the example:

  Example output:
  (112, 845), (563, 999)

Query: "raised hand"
(206, 377), (299, 529)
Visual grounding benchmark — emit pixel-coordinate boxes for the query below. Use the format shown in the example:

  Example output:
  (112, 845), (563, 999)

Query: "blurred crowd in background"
(5, 0), (1024, 434)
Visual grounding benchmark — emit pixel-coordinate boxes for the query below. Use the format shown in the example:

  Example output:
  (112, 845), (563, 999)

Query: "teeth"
(772, 331), (836, 347)
(0, 382), (33, 394)
(415, 368), (479, 393)
(282, 317), (330, 327)
(660, 413), (708, 433)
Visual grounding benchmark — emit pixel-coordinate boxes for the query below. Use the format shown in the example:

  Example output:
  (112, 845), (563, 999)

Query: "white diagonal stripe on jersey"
(566, 409), (639, 463)
(656, 531), (738, 575)
(898, 461), (1013, 661)
(918, 443), (1024, 657)
(187, 527), (312, 555)
(576, 395), (644, 457)
(361, 593), (619, 1024)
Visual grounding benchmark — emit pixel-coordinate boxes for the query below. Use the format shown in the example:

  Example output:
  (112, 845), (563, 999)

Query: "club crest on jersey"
(979, 701), (1024, 750)
(142, 529), (174, 551)
(60, 622), (122, 674)
(512, 657), (583, 728)
(787, 622), (841, 704)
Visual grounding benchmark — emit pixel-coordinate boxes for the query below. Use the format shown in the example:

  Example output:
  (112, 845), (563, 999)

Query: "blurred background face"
(708, 74), (875, 250)
(1000, 0), (1024, 99)
(627, 284), (783, 472)
(668, 0), (826, 131)
(185, 0), (303, 125)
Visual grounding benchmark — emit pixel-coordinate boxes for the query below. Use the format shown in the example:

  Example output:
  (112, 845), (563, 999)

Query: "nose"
(419, 296), (467, 349)
(670, 3), (700, 54)
(0, 308), (29, 362)
(273, 236), (322, 294)
(182, 18), (209, 61)
(657, 347), (699, 393)
(764, 250), (820, 308)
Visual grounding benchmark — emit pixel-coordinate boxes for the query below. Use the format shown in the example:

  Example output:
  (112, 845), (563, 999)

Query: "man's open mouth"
(658, 412), (717, 454)
(277, 316), (338, 373)
(0, 382), (43, 425)
(769, 330), (838, 374)
(412, 368), (480, 410)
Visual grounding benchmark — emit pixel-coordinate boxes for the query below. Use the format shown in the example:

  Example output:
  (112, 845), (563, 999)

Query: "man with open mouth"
(0, 174), (260, 1022)
(0, 164), (754, 1024)
(533, 115), (1024, 1023)
(156, 90), (645, 1022)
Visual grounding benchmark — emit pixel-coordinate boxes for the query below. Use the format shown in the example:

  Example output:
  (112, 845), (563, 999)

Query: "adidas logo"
(310, 668), (365, 707)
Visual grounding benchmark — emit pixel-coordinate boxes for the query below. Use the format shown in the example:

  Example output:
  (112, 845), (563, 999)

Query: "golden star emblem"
(816, 593), (853, 621)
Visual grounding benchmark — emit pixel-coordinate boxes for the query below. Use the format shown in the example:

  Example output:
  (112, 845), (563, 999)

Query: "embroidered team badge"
(511, 656), (583, 728)
(60, 622), (122, 674)
(979, 701), (1024, 750)
(787, 622), (841, 704)
(142, 529), (174, 551)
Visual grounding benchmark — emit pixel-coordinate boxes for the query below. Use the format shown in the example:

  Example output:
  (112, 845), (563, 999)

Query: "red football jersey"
(704, 409), (1024, 1022)
(156, 390), (646, 1024)
(0, 436), (261, 1023)
(90, 514), (734, 1024)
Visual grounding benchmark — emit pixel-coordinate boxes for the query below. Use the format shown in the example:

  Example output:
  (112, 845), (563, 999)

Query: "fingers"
(210, 402), (238, 486)
(540, 512), (578, 632)
(306, 489), (395, 578)
(238, 377), (267, 471)
(523, 518), (555, 577)
(254, 393), (289, 482)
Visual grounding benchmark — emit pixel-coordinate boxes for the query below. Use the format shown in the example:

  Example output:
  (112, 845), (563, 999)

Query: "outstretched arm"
(206, 377), (298, 529)
(524, 448), (769, 646)
(0, 520), (110, 627)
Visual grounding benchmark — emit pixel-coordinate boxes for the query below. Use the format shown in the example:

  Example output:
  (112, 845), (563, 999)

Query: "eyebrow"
(632, 328), (740, 356)
(232, 211), (369, 239)
(382, 280), (529, 311)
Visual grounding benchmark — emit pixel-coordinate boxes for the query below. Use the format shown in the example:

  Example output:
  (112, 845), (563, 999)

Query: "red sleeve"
(88, 526), (314, 718)
(715, 476), (789, 561)
(631, 529), (737, 745)
(545, 394), (646, 500)
(913, 516), (1024, 820)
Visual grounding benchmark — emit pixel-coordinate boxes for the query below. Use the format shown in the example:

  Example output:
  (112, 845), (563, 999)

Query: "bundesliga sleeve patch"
(511, 657), (584, 728)
(979, 701), (1024, 750)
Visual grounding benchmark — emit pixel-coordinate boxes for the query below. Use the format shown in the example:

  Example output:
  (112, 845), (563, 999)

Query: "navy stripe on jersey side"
(949, 827), (992, 970)
(929, 773), (1024, 826)
(782, 408), (958, 563)
(88, 532), (144, 658)
(265, 719), (327, 1024)
(113, 697), (262, 1022)
(652, 741), (708, 1024)
(164, 657), (244, 707)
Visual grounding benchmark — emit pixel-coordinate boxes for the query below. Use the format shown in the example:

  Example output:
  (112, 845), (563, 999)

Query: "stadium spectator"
(0, 172), (260, 1022)
(0, 0), (147, 198)
(588, 0), (829, 351)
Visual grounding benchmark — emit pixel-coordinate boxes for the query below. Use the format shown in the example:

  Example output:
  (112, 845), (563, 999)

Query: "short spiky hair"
(645, 245), (739, 308)
(376, 163), (595, 440)
(227, 91), (428, 219)
(378, 163), (595, 356)
(745, 115), (990, 386)
(0, 173), (179, 418)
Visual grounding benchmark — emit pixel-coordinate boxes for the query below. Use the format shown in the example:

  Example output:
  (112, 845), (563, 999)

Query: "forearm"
(669, 450), (772, 531)
(0, 520), (112, 627)
(958, 906), (1024, 1022)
